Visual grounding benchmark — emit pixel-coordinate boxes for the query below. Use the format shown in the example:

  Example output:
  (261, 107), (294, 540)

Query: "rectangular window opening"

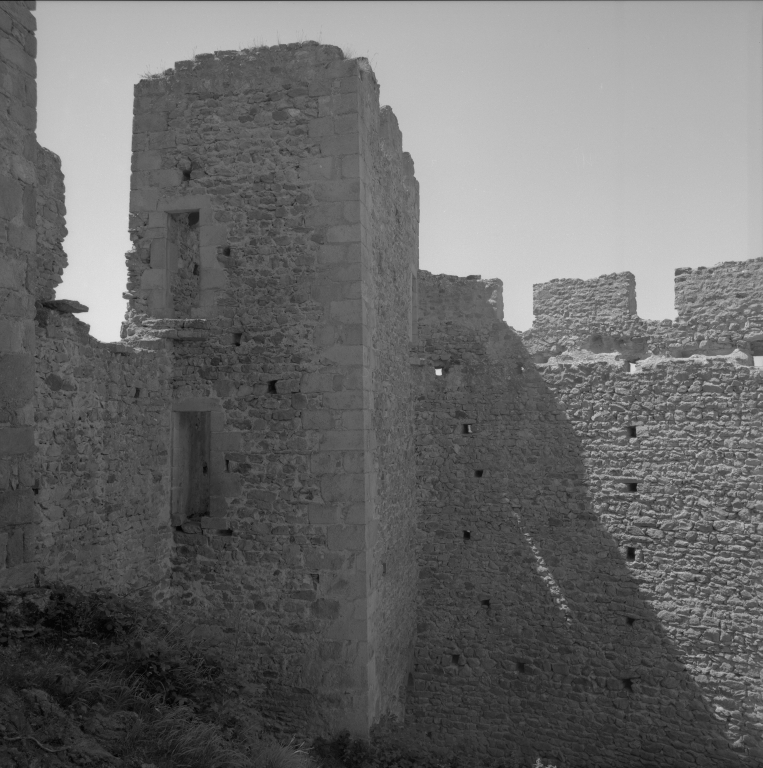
(225, 459), (230, 473)
(626, 426), (637, 438)
(462, 424), (473, 434)
(233, 332), (242, 346)
(622, 678), (634, 691)
(625, 482), (638, 493)
(481, 599), (490, 608)
(754, 356), (763, 368)
(463, 530), (471, 540)
(517, 363), (525, 374)
(626, 617), (636, 626)
(626, 547), (636, 561)
(516, 661), (526, 673)
(474, 470), (484, 478)
(451, 654), (460, 665)
(435, 367), (443, 376)
(168, 211), (201, 316)
(134, 387), (141, 400)
(267, 380), (278, 394)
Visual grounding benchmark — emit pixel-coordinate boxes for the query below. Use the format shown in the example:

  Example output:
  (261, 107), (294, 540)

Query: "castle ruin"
(2, 3), (763, 765)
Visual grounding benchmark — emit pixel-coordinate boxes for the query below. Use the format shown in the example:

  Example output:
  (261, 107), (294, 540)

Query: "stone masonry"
(2, 2), (763, 764)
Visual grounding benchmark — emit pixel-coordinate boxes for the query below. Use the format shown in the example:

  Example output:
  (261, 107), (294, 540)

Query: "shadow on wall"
(410, 313), (756, 767)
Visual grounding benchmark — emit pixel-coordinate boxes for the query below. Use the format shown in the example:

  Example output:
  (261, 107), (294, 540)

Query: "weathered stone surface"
(42, 299), (88, 313)
(4, 7), (763, 764)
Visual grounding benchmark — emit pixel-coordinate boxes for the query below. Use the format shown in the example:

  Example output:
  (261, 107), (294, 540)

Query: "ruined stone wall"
(124, 43), (419, 736)
(34, 307), (172, 593)
(674, 259), (763, 350)
(535, 355), (763, 766)
(0, 0), (38, 587)
(409, 271), (753, 767)
(532, 271), (637, 332)
(34, 144), (66, 302)
(361, 97), (419, 719)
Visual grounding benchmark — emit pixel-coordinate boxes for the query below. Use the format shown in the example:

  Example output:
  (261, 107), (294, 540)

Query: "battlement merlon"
(674, 257), (763, 332)
(532, 271), (637, 331)
(417, 271), (504, 331)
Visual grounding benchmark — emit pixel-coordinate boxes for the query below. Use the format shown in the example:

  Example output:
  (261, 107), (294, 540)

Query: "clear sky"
(36, 1), (763, 341)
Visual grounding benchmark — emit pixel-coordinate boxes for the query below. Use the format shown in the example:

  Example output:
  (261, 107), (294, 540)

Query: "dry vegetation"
(0, 584), (550, 768)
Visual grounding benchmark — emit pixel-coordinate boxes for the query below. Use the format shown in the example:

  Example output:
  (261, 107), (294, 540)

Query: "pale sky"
(36, 1), (763, 341)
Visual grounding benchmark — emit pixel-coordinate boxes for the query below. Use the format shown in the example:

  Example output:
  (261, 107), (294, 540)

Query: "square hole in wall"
(625, 482), (638, 493)
(622, 678), (633, 691)
(267, 380), (278, 394)
(481, 599), (490, 608)
(382, 562), (387, 576)
(462, 424), (473, 434)
(232, 332), (242, 346)
(222, 247), (231, 256)
(517, 363), (525, 374)
(451, 654), (460, 665)
(187, 211), (200, 227)
(182, 169), (191, 182)
(474, 470), (484, 478)
(516, 662), (526, 673)
(626, 547), (636, 561)
(463, 530), (471, 540)
(626, 616), (636, 626)
(626, 426), (637, 438)
(134, 387), (141, 400)
(435, 367), (443, 376)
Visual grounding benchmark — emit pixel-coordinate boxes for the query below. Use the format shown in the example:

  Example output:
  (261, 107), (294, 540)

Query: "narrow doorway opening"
(172, 411), (211, 528)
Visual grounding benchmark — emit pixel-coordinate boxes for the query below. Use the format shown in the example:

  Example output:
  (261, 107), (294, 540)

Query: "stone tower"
(123, 43), (420, 734)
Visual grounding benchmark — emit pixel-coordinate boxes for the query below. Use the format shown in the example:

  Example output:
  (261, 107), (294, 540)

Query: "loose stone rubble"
(1, 2), (762, 765)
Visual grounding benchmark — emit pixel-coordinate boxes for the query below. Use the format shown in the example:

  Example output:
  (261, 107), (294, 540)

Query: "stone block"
(149, 238), (167, 268)
(199, 224), (228, 247)
(211, 432), (243, 453)
(318, 93), (359, 117)
(312, 180), (360, 203)
(303, 410), (335, 431)
(307, 504), (339, 525)
(7, 224), (34, 251)
(150, 168), (183, 188)
(199, 516), (229, 530)
(200, 270), (227, 290)
(0, 353), (33, 407)
(309, 117), (335, 138)
(0, 320), (26, 353)
(320, 133), (360, 157)
(320, 343), (364, 367)
(133, 112), (168, 133)
(0, 257), (25, 290)
(321, 474), (366, 504)
(321, 429), (364, 452)
(0, 176), (22, 220)
(0, 489), (36, 525)
(132, 150), (163, 171)
(341, 409), (368, 431)
(130, 189), (159, 211)
(0, 427), (33, 455)
(0, 38), (34, 76)
(328, 299), (362, 323)
(158, 195), (212, 213)
(140, 269), (166, 290)
(299, 156), (333, 181)
(326, 524), (366, 551)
